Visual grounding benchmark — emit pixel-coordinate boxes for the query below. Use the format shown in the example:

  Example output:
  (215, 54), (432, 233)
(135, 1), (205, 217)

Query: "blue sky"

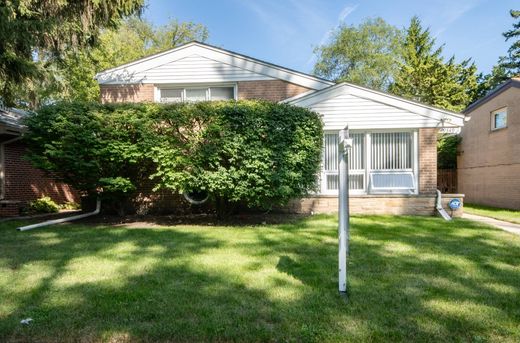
(143, 0), (518, 76)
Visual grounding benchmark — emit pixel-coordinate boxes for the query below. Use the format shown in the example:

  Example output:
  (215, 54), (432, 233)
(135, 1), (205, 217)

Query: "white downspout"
(17, 198), (101, 231)
(436, 189), (452, 221)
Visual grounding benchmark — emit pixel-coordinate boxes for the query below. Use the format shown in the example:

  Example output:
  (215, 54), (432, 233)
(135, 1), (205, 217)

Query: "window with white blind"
(369, 132), (415, 193)
(321, 131), (417, 195)
(159, 86), (235, 103)
(322, 133), (365, 193)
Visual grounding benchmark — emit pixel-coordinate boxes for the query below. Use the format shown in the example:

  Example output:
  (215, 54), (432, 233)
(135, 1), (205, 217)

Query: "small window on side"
(492, 108), (507, 130)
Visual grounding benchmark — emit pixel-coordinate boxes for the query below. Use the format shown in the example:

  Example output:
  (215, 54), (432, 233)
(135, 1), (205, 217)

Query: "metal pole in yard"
(338, 126), (352, 295)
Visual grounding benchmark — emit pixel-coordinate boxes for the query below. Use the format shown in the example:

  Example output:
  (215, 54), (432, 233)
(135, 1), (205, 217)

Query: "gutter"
(17, 198), (101, 231)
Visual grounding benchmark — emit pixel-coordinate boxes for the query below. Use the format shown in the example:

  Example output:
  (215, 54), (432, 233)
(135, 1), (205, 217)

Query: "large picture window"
(321, 131), (417, 194)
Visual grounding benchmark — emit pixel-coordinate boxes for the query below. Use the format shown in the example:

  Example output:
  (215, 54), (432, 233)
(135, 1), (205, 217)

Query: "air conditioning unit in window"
(369, 171), (415, 193)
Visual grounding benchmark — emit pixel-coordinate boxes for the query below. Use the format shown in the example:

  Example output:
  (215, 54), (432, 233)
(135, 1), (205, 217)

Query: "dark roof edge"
(464, 78), (520, 113)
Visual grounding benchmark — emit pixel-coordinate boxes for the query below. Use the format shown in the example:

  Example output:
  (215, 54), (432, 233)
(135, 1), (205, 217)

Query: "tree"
(313, 18), (403, 91)
(390, 17), (479, 170)
(0, 0), (144, 106)
(24, 101), (323, 218)
(22, 17), (209, 106)
(477, 10), (520, 94)
(390, 17), (478, 113)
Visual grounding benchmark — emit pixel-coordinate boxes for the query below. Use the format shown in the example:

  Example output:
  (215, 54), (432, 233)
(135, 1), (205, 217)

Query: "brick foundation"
(284, 194), (464, 217)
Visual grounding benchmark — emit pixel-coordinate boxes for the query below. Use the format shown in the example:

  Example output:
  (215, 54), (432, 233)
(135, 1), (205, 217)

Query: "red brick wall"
(1, 141), (79, 216)
(99, 80), (312, 104)
(237, 80), (312, 102)
(100, 84), (154, 103)
(419, 128), (438, 194)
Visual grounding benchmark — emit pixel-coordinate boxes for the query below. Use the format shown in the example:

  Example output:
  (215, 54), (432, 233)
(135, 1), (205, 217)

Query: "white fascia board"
(290, 83), (465, 127)
(96, 42), (333, 90)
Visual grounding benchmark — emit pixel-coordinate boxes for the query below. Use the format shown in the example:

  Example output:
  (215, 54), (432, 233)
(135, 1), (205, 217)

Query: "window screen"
(492, 109), (507, 129)
(210, 87), (234, 100)
(160, 89), (182, 103)
(185, 88), (207, 102)
(371, 132), (412, 170)
(323, 133), (365, 191)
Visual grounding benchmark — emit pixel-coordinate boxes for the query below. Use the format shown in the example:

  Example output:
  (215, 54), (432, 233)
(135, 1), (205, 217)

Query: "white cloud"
(338, 4), (359, 22)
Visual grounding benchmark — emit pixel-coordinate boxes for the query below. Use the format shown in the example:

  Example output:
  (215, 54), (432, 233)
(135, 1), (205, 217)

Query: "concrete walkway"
(463, 213), (520, 236)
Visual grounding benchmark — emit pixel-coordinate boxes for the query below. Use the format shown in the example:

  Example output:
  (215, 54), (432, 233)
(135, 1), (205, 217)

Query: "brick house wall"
(237, 80), (311, 102)
(97, 80), (448, 216)
(100, 80), (311, 104)
(458, 86), (520, 209)
(100, 84), (155, 103)
(1, 141), (79, 216)
(419, 128), (438, 194)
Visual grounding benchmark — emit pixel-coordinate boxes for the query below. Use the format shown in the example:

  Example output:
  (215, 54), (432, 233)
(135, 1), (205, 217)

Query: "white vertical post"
(338, 126), (352, 295)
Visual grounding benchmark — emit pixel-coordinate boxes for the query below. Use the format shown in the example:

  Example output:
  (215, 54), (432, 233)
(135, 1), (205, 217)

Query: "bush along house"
(0, 106), (78, 216)
(95, 41), (465, 216)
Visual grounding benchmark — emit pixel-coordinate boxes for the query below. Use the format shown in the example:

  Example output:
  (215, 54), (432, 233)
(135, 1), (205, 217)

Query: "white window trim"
(154, 83), (238, 103)
(491, 107), (507, 131)
(320, 129), (419, 196)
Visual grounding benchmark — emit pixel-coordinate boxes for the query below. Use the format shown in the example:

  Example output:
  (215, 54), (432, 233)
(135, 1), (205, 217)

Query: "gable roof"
(286, 82), (465, 129)
(0, 107), (29, 132)
(464, 78), (520, 113)
(95, 41), (334, 90)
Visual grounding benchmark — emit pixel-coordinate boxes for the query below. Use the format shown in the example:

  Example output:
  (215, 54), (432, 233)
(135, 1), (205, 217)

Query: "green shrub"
(29, 197), (60, 213)
(24, 100), (323, 217)
(59, 202), (81, 210)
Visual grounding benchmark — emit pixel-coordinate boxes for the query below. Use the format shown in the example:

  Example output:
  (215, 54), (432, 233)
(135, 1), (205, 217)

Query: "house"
(0, 106), (78, 216)
(95, 41), (465, 216)
(458, 78), (520, 210)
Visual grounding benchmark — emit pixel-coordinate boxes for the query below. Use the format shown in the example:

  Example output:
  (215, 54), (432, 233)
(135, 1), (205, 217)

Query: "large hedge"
(24, 100), (323, 216)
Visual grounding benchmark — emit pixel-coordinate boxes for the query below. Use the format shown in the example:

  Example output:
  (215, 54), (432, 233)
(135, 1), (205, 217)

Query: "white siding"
(310, 93), (441, 130)
(135, 55), (274, 84)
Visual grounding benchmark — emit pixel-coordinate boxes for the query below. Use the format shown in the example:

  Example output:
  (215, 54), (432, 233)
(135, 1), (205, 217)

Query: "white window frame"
(154, 83), (237, 103)
(319, 129), (419, 195)
(491, 107), (507, 131)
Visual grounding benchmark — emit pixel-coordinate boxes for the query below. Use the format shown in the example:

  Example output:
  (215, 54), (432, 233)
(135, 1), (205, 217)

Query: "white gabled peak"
(95, 41), (333, 90)
(287, 82), (465, 129)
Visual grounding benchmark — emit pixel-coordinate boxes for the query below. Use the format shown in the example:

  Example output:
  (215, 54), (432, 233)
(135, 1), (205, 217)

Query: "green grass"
(465, 203), (520, 224)
(1, 215), (520, 342)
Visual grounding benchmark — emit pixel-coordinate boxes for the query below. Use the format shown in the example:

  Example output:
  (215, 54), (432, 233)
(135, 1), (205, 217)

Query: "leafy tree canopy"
(0, 0), (144, 106)
(389, 16), (478, 113)
(24, 101), (323, 217)
(477, 9), (520, 94)
(16, 17), (209, 108)
(313, 18), (404, 91)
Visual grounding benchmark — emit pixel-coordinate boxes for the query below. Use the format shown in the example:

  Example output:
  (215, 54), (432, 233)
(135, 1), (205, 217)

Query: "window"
(159, 86), (235, 103)
(370, 132), (415, 193)
(321, 131), (417, 195)
(491, 108), (507, 130)
(323, 133), (365, 192)
(160, 89), (182, 103)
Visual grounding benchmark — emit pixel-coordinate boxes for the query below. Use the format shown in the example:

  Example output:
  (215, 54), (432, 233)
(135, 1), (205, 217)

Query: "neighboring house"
(458, 78), (520, 210)
(0, 107), (78, 216)
(95, 41), (464, 215)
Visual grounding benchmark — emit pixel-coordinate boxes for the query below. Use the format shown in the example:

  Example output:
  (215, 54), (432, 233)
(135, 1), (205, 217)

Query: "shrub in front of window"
(24, 101), (323, 217)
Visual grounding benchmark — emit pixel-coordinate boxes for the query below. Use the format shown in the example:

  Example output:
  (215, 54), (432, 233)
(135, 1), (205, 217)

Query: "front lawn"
(1, 215), (520, 342)
(465, 203), (520, 224)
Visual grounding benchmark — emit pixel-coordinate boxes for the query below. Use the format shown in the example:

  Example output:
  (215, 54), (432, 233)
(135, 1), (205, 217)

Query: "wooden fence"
(437, 169), (457, 193)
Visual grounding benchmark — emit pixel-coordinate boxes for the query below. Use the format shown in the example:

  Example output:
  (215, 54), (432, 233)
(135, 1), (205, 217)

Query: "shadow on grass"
(0, 215), (519, 342)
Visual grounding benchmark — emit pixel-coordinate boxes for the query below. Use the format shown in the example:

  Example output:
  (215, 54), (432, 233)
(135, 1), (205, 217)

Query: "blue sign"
(448, 198), (462, 210)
